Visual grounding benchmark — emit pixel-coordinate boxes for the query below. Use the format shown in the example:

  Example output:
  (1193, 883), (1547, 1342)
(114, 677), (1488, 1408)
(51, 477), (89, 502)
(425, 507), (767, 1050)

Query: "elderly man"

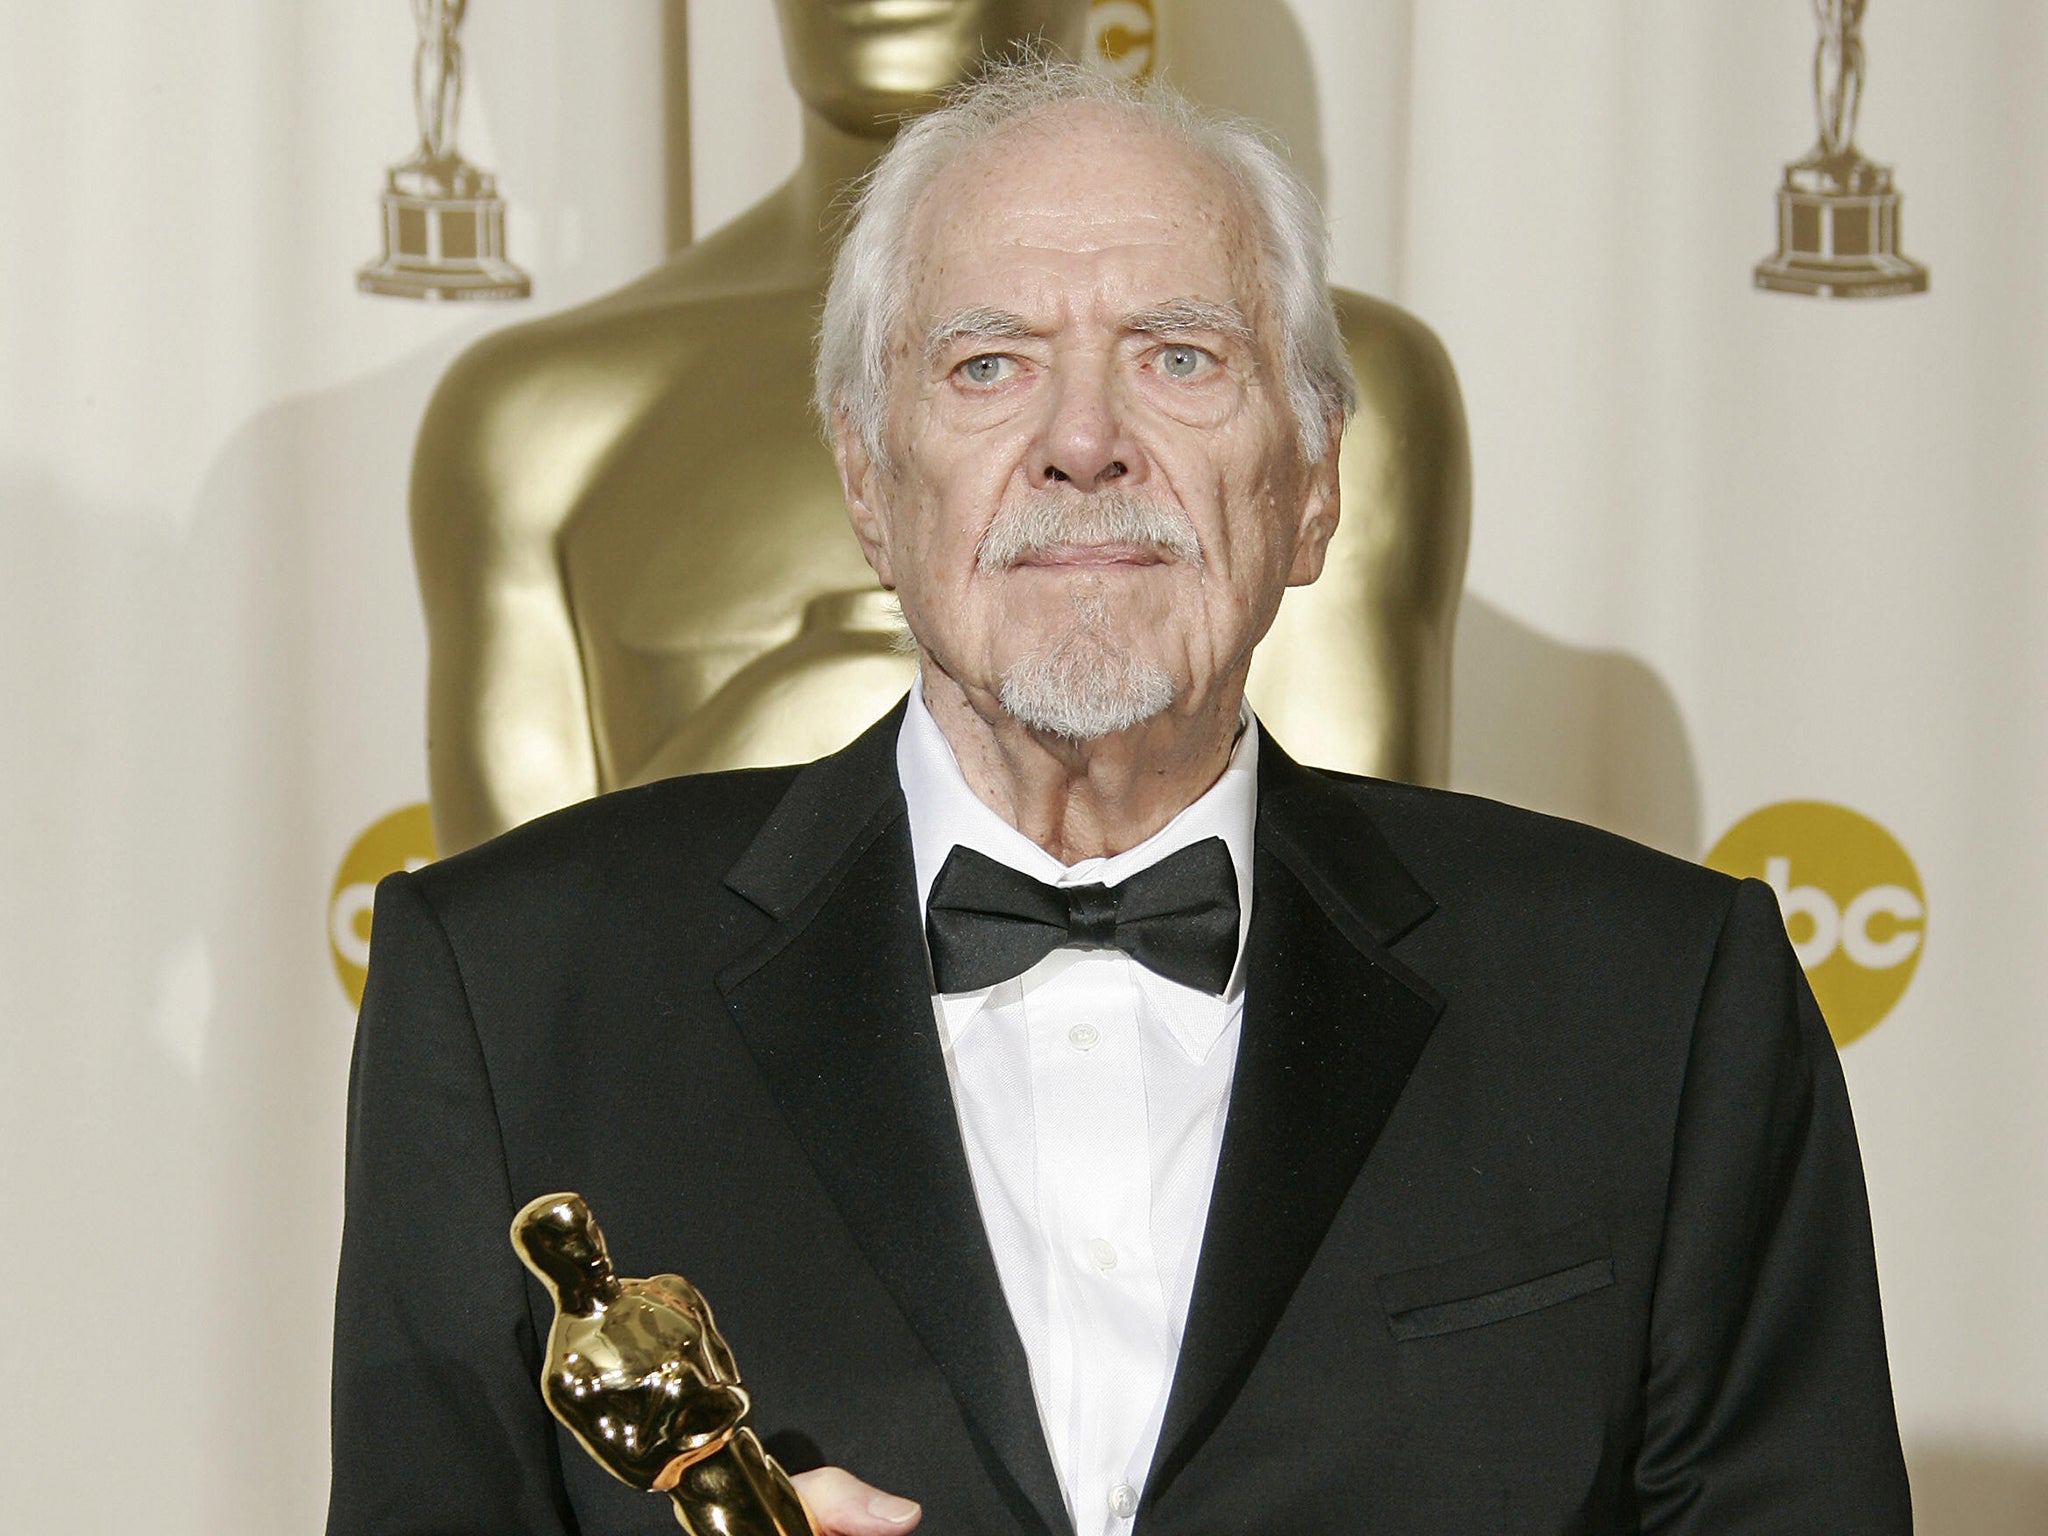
(330, 63), (1909, 1536)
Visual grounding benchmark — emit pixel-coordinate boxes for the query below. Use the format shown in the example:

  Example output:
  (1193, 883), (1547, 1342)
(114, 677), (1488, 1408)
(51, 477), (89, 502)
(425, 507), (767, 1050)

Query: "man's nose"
(1027, 360), (1142, 490)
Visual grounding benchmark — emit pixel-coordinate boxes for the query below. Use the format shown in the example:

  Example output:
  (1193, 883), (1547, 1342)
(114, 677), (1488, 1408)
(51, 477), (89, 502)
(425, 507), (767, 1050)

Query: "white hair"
(997, 590), (1178, 741)
(975, 485), (1202, 573)
(814, 56), (1357, 466)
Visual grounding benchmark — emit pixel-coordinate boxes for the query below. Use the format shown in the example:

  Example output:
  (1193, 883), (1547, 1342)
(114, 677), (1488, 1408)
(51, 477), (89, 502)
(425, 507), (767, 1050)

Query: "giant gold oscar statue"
(414, 0), (1470, 855)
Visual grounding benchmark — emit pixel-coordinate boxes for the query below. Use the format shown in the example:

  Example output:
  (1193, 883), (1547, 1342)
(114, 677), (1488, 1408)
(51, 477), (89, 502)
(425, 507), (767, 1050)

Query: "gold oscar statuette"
(510, 1192), (817, 1536)
(360, 0), (531, 301)
(1755, 0), (1927, 298)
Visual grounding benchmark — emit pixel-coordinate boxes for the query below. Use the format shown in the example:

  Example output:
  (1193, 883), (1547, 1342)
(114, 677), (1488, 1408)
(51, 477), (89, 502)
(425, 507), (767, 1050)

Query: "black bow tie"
(924, 836), (1241, 996)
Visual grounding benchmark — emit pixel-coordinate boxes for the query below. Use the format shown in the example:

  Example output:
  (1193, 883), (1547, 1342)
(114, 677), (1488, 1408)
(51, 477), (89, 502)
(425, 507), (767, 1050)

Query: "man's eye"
(1158, 344), (1214, 379)
(957, 354), (1014, 385)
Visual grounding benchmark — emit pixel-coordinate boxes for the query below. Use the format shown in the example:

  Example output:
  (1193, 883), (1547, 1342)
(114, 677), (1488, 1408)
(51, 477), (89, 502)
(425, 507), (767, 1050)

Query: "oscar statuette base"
(358, 157), (530, 302)
(1755, 158), (1928, 300)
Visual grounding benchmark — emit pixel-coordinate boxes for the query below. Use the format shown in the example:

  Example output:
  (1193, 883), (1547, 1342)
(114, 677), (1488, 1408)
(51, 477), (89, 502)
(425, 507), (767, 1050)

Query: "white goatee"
(998, 589), (1176, 741)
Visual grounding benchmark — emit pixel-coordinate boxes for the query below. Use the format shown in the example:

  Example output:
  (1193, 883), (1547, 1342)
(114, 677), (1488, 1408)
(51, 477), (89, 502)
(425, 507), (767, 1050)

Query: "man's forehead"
(907, 108), (1262, 318)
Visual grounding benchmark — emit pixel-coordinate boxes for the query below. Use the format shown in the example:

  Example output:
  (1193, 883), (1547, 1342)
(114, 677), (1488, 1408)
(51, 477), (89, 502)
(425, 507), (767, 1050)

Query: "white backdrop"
(0, 3), (670, 1529)
(1, 3), (2042, 1531)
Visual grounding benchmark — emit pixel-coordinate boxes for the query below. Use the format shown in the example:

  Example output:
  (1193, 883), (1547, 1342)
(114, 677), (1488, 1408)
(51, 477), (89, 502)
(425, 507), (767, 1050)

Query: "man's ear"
(1285, 411), (1345, 587)
(833, 410), (896, 590)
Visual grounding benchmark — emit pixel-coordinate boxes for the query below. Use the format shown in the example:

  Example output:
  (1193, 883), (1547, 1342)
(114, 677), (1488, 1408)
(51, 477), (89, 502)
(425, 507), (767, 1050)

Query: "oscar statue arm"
(1245, 289), (1471, 784)
(411, 330), (602, 856)
(328, 870), (578, 1535)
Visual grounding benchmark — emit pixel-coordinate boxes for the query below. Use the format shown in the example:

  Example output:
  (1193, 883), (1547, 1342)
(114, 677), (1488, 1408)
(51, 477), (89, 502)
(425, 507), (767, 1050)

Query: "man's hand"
(791, 1466), (922, 1534)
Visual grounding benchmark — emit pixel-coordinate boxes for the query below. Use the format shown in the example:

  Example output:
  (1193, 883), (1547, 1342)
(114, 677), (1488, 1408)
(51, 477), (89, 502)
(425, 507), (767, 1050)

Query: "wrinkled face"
(840, 106), (1340, 739)
(772, 0), (1090, 137)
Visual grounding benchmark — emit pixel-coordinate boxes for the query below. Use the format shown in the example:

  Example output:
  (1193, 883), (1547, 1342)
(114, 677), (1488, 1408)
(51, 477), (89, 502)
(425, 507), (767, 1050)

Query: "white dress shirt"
(896, 684), (1257, 1536)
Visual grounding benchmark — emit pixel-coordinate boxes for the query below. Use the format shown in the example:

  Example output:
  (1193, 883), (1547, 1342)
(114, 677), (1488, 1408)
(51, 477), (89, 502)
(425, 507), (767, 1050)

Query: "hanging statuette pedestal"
(1754, 0), (1926, 299)
(1755, 152), (1926, 299)
(359, 154), (529, 301)
(359, 0), (529, 301)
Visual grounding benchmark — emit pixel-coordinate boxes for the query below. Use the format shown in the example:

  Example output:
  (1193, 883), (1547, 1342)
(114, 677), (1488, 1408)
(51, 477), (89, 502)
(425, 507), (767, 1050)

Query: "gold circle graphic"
(328, 803), (437, 1008)
(1090, 0), (1156, 80)
(1704, 801), (1924, 1046)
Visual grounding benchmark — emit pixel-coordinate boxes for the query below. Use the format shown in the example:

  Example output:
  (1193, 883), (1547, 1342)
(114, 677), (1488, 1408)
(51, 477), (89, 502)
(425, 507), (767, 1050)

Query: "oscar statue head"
(512, 1192), (622, 1315)
(771, 0), (1092, 137)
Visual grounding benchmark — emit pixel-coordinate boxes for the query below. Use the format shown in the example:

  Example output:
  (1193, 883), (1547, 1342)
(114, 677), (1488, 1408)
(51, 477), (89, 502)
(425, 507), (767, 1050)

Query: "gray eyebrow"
(921, 298), (1255, 365)
(923, 305), (1037, 364)
(1121, 299), (1254, 343)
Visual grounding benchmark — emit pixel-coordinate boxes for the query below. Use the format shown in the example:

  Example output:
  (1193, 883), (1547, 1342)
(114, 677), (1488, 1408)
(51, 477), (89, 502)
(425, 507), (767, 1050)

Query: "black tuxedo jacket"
(329, 706), (1910, 1535)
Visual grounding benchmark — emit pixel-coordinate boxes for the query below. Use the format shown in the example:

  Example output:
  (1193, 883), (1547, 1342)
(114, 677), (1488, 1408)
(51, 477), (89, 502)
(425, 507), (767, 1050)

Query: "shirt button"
(1086, 1237), (1119, 1271)
(1067, 1022), (1101, 1051)
(1109, 1483), (1139, 1519)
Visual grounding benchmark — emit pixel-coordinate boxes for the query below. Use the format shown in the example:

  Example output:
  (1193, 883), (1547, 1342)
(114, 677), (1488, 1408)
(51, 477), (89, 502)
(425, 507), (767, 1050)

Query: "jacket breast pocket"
(1376, 1219), (1614, 1342)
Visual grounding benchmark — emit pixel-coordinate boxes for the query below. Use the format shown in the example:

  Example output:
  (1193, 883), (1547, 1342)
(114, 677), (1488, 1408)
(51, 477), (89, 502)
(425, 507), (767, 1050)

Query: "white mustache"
(976, 489), (1204, 573)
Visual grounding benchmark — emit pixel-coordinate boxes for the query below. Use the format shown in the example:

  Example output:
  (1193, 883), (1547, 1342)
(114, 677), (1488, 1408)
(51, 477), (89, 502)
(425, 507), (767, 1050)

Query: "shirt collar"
(896, 678), (1259, 1028)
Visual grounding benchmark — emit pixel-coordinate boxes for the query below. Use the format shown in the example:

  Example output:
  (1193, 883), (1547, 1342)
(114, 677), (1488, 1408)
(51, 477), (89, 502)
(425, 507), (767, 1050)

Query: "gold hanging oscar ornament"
(360, 0), (531, 301)
(1755, 0), (1927, 298)
(510, 1192), (818, 1536)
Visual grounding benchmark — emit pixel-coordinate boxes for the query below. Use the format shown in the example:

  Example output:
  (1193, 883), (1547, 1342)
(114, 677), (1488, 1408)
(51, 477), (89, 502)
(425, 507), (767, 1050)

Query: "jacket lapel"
(717, 705), (1074, 1536)
(1145, 738), (1445, 1505)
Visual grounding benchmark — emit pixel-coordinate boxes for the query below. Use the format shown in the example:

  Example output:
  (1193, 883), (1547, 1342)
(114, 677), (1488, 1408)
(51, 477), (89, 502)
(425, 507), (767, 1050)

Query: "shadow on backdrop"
(1173, 0), (1703, 857)
(1453, 601), (1703, 858)
(1907, 1444), (2048, 1536)
(11, 326), (491, 1530)
(180, 327), (495, 1528)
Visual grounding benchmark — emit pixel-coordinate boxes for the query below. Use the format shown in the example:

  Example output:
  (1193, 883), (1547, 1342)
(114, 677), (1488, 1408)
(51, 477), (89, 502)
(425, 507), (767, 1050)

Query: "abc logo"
(328, 803), (437, 1008)
(1704, 801), (1924, 1046)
